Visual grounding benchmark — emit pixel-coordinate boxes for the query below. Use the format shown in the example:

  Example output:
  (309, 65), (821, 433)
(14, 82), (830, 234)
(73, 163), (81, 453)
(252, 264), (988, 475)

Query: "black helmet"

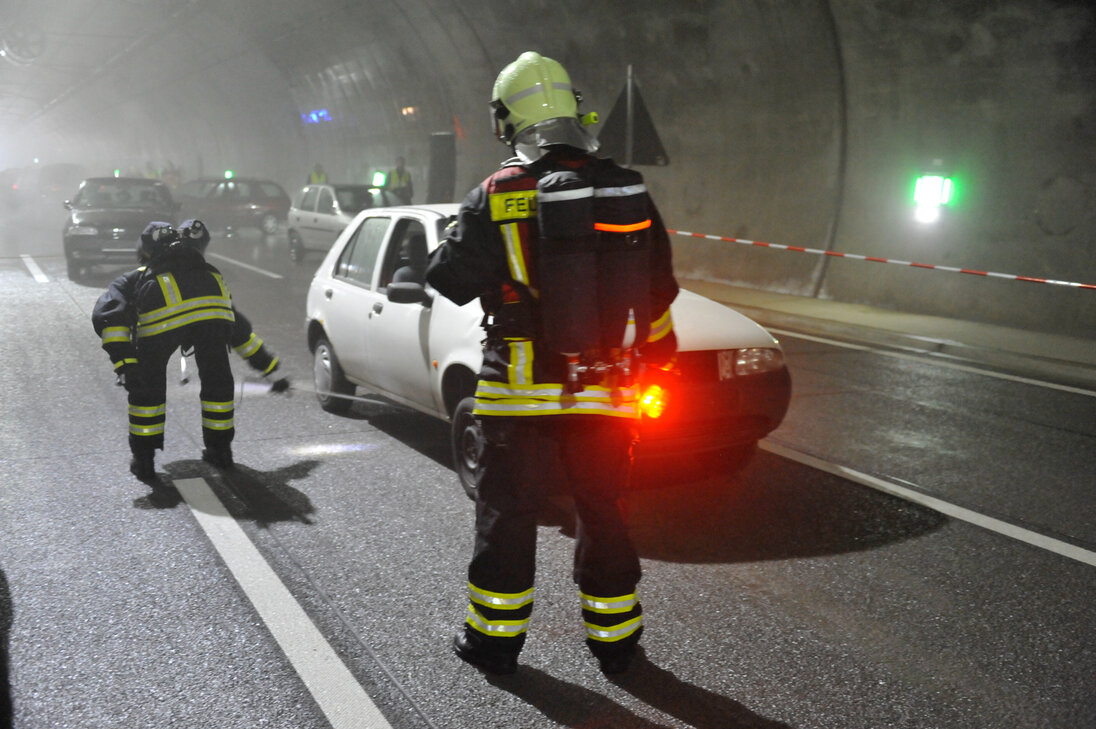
(139, 221), (180, 261)
(178, 218), (211, 254)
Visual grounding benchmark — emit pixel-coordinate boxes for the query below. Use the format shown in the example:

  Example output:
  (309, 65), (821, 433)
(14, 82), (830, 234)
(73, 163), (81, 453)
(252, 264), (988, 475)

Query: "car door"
(317, 214), (392, 381)
(359, 215), (437, 407)
(294, 185), (321, 248)
(312, 186), (345, 250)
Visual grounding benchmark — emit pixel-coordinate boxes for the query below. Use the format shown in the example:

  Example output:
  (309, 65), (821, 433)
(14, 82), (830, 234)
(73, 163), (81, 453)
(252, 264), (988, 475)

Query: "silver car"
(287, 183), (378, 262)
(305, 204), (792, 497)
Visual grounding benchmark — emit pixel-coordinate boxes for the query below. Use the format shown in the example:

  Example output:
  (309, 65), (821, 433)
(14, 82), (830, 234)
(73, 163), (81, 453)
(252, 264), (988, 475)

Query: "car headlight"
(734, 347), (784, 375)
(66, 225), (98, 236)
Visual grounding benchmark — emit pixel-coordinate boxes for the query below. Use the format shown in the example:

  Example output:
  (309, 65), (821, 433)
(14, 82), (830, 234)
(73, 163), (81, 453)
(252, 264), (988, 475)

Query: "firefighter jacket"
(426, 149), (678, 419)
(92, 249), (235, 372)
(93, 263), (278, 375)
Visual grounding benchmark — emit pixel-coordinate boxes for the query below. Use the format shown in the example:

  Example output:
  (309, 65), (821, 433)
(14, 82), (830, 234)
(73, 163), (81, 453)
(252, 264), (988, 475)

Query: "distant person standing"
(386, 156), (413, 204)
(309, 163), (327, 184)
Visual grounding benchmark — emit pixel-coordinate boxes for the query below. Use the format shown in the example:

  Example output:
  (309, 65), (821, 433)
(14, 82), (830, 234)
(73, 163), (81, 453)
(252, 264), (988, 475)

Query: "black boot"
(129, 450), (156, 482)
(452, 630), (518, 675)
(201, 445), (234, 469)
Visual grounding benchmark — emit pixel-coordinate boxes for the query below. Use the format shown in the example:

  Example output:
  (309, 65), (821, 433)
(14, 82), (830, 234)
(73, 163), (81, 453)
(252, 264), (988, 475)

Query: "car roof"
(363, 203), (460, 218)
(81, 176), (165, 185)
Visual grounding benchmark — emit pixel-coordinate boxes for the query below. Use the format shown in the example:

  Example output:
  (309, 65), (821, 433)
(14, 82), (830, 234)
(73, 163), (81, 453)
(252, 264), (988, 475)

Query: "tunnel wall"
(8, 0), (1095, 339)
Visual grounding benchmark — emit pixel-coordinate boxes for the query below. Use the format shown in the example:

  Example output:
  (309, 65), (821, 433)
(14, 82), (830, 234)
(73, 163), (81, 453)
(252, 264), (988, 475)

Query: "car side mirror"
(63, 200), (72, 210)
(387, 281), (431, 306)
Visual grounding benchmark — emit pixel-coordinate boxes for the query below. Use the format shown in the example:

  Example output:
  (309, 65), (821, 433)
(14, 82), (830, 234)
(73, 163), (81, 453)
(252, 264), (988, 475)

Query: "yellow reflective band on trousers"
(465, 582), (534, 638)
(473, 380), (640, 418)
(234, 333), (263, 358)
(201, 399), (234, 431)
(647, 308), (674, 343)
(128, 402), (166, 437)
(580, 591), (639, 614)
(584, 614), (644, 643)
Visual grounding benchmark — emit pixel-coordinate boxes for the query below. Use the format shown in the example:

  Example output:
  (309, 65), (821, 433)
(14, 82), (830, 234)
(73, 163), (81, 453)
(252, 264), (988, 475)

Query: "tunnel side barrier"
(667, 228), (1096, 291)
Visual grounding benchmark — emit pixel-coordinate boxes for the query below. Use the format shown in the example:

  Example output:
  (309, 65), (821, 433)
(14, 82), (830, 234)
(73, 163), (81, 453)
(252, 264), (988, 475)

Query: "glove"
(269, 376), (291, 394)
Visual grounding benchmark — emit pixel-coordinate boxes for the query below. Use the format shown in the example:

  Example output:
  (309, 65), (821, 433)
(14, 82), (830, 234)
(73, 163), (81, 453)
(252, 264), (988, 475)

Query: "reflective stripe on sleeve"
(100, 326), (131, 345)
(647, 308), (673, 343)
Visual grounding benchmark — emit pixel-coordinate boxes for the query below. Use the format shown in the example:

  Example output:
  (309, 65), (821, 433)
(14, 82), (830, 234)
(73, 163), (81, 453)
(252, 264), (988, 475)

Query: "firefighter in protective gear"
(426, 51), (678, 676)
(92, 222), (236, 483)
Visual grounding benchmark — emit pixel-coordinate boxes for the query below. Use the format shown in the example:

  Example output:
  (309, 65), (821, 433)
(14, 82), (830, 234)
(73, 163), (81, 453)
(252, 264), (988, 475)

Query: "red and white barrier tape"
(667, 229), (1096, 291)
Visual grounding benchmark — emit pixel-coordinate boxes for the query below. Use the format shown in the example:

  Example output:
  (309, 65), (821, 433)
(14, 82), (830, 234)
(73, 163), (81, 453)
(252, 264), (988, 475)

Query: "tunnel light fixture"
(913, 174), (955, 224)
(223, 170), (234, 179)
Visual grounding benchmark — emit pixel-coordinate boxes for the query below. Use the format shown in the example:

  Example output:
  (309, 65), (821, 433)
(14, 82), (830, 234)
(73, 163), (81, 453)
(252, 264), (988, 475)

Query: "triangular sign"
(596, 69), (669, 166)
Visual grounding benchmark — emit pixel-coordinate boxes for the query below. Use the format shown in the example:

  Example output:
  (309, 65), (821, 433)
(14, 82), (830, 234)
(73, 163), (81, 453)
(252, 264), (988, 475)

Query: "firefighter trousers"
(128, 324), (234, 455)
(464, 414), (643, 660)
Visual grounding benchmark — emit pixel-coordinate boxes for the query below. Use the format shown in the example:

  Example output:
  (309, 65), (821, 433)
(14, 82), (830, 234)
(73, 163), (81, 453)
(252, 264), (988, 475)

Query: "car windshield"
(333, 186), (373, 214)
(72, 180), (172, 209)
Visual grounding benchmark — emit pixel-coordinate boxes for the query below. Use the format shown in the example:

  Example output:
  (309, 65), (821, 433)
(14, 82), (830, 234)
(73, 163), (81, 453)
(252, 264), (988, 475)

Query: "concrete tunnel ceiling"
(1, 0), (1094, 338)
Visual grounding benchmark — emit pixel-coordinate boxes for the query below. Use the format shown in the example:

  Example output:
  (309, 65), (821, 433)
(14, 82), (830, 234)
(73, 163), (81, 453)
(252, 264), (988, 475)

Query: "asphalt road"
(2, 214), (1094, 728)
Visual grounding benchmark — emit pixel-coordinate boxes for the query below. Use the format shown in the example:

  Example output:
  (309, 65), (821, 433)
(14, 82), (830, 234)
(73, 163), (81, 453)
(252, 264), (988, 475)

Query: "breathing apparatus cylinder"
(593, 166), (651, 350)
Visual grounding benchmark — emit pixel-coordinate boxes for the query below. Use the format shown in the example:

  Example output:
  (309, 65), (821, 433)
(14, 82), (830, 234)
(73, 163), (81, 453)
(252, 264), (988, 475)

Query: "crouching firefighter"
(425, 51), (679, 676)
(92, 222), (237, 483)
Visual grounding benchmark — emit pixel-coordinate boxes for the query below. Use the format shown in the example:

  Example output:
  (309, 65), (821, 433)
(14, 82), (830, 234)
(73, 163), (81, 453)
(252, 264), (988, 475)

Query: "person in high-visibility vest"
(92, 222), (237, 486)
(427, 51), (678, 676)
(386, 156), (413, 204)
(308, 163), (327, 184)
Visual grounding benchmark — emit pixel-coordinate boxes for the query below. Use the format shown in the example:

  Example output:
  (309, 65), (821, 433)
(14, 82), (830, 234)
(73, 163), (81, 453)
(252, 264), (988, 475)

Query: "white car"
(287, 183), (383, 262)
(305, 204), (791, 496)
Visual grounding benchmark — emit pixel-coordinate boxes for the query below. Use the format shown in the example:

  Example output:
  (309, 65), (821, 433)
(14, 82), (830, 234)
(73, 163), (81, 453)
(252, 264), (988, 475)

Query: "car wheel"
(261, 214), (279, 235)
(451, 396), (484, 500)
(313, 337), (354, 414)
(66, 256), (84, 281)
(288, 230), (304, 263)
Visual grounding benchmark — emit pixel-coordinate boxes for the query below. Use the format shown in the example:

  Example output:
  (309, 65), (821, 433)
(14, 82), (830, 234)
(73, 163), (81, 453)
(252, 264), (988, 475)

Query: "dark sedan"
(62, 177), (178, 280)
(175, 177), (290, 235)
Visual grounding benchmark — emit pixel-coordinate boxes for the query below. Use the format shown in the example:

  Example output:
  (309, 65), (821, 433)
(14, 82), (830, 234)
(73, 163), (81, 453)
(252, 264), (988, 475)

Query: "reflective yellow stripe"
(465, 605), (530, 637)
(474, 380), (639, 418)
(138, 296), (235, 326)
(128, 403), (166, 417)
(468, 582), (534, 609)
(101, 326), (131, 345)
(580, 592), (639, 614)
(647, 308), (673, 343)
(261, 357), (279, 376)
(234, 333), (262, 358)
(594, 219), (651, 233)
(129, 423), (165, 437)
(501, 222), (530, 284)
(136, 307), (235, 338)
(202, 418), (234, 431)
(585, 614), (644, 642)
(489, 189), (537, 221)
(201, 400), (234, 413)
(157, 273), (182, 305)
(507, 339), (533, 386)
(113, 358), (137, 371)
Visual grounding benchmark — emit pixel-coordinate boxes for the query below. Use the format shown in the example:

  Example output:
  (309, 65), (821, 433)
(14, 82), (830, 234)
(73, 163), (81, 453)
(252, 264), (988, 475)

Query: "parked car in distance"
(287, 183), (376, 262)
(175, 177), (290, 235)
(305, 204), (792, 498)
(62, 177), (178, 279)
(12, 162), (86, 214)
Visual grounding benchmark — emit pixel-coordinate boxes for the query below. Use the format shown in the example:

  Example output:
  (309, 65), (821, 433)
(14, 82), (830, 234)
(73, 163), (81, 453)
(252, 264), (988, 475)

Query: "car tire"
(313, 337), (355, 414)
(261, 214), (279, 235)
(66, 256), (83, 281)
(288, 230), (304, 263)
(451, 396), (485, 501)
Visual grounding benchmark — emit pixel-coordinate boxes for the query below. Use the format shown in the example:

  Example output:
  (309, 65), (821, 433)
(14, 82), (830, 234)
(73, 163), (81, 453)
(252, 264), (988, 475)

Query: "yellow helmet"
(491, 51), (598, 162)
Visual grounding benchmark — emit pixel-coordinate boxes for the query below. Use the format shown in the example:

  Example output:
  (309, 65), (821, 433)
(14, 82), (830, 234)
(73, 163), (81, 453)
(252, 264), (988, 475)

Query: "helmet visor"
(511, 117), (599, 163)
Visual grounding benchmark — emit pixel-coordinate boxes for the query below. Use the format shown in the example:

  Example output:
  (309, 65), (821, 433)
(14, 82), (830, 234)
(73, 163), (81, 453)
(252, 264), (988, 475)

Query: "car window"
(317, 188), (335, 215)
(179, 180), (215, 199)
(333, 186), (373, 214)
(300, 186), (320, 212)
(378, 218), (428, 290)
(71, 180), (172, 209)
(335, 216), (390, 287)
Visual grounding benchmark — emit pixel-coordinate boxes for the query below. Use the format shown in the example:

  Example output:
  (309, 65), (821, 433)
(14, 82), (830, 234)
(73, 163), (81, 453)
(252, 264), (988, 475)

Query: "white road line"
(175, 477), (393, 729)
(769, 326), (1096, 397)
(760, 441), (1096, 568)
(207, 252), (284, 279)
(20, 254), (49, 282)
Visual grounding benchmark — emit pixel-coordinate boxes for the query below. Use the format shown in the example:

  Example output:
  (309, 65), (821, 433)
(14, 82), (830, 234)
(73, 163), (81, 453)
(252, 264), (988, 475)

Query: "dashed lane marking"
(175, 477), (393, 729)
(761, 441), (1096, 568)
(21, 254), (49, 282)
(206, 252), (284, 279)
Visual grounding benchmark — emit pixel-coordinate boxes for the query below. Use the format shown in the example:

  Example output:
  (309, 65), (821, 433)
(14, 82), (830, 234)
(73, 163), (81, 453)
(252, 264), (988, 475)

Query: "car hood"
(68, 207), (174, 230)
(671, 289), (781, 351)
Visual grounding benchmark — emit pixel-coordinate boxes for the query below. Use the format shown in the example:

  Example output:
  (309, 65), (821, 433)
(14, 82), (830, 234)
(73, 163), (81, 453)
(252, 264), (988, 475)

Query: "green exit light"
(914, 175), (954, 207)
(224, 170), (234, 179)
(371, 171), (387, 187)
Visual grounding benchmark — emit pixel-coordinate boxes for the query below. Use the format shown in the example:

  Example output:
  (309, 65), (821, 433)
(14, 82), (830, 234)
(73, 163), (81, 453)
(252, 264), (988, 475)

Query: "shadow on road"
(625, 449), (946, 563)
(486, 647), (791, 728)
(0, 566), (11, 728)
(134, 458), (321, 528)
